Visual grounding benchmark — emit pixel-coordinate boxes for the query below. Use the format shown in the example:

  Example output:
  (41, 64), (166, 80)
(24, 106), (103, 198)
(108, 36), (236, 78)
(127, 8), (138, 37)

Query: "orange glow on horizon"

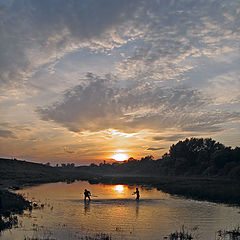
(111, 153), (129, 161)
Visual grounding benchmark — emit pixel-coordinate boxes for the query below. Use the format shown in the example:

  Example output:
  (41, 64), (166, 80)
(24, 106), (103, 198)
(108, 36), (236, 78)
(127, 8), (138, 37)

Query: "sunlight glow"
(113, 185), (124, 193)
(111, 153), (129, 161)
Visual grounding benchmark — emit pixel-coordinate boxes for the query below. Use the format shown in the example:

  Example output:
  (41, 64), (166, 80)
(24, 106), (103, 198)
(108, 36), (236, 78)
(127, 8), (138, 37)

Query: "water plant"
(216, 226), (240, 240)
(0, 190), (30, 231)
(168, 226), (193, 240)
(80, 233), (111, 240)
(0, 214), (18, 231)
(165, 225), (200, 240)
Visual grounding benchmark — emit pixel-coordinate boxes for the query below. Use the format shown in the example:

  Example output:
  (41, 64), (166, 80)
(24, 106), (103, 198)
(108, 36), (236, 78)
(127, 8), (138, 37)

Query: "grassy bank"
(0, 158), (92, 190)
(0, 190), (31, 231)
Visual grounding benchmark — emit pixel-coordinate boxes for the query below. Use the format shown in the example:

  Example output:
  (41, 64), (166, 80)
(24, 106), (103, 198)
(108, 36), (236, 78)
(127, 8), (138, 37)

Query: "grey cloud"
(153, 134), (187, 142)
(0, 0), (141, 86)
(118, 0), (240, 80)
(147, 147), (164, 151)
(2, 0), (240, 88)
(37, 74), (240, 134)
(181, 112), (240, 133)
(0, 129), (16, 138)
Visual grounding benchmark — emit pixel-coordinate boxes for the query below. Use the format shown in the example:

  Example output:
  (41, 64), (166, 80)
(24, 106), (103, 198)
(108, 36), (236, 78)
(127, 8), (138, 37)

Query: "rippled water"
(1, 181), (240, 240)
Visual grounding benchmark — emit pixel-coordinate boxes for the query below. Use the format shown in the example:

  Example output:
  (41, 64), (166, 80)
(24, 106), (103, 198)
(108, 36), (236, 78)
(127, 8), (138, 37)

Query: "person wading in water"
(84, 189), (91, 201)
(133, 188), (140, 201)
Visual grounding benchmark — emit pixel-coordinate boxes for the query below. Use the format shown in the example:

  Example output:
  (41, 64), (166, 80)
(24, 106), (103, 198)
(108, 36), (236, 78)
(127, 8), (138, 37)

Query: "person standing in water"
(133, 188), (140, 201)
(84, 189), (91, 201)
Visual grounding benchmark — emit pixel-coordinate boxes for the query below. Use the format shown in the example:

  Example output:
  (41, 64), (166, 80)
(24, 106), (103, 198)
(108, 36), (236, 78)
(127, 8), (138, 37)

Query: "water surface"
(1, 181), (240, 240)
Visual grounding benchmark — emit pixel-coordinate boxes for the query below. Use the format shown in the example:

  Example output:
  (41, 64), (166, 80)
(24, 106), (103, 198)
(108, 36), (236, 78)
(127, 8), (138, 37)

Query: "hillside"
(0, 158), (92, 190)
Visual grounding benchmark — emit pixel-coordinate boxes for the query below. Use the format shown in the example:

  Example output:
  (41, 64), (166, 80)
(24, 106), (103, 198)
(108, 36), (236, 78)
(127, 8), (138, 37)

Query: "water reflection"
(113, 185), (124, 194)
(84, 200), (90, 215)
(135, 201), (139, 218)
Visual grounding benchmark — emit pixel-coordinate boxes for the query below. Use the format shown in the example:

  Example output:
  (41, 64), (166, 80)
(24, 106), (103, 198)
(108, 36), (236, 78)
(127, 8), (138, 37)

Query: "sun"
(111, 153), (129, 162)
(113, 185), (124, 193)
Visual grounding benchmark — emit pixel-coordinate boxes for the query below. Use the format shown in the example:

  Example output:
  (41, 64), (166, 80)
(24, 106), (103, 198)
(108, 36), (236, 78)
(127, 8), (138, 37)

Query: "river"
(1, 181), (240, 240)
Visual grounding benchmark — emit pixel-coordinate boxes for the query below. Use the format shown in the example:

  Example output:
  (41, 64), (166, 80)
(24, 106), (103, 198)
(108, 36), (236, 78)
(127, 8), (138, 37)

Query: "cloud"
(147, 147), (164, 151)
(153, 134), (187, 142)
(37, 74), (240, 134)
(0, 0), (140, 87)
(0, 129), (16, 138)
(1, 0), (239, 89)
(117, 0), (240, 81)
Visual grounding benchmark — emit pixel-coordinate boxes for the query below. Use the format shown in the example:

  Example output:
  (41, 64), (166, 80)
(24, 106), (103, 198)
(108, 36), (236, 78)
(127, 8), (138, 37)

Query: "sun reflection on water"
(113, 185), (124, 193)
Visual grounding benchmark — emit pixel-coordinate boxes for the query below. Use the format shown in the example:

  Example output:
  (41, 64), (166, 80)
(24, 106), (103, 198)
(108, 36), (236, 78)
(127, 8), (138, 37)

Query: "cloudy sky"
(0, 0), (239, 165)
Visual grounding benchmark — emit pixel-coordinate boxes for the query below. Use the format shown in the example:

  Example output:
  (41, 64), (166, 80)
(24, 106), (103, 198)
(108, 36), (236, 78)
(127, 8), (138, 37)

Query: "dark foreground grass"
(216, 226), (240, 240)
(80, 233), (111, 240)
(0, 190), (31, 231)
(166, 225), (240, 240)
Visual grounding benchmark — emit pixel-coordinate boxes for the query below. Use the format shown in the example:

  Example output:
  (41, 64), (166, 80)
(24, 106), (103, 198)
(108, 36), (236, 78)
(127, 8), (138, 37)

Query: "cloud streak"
(147, 147), (164, 151)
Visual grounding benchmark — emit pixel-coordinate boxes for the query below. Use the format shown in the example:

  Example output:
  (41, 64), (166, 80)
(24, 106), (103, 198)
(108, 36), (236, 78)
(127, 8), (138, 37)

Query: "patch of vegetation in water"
(166, 225), (240, 240)
(216, 226), (240, 240)
(0, 190), (30, 231)
(80, 233), (111, 240)
(165, 225), (198, 240)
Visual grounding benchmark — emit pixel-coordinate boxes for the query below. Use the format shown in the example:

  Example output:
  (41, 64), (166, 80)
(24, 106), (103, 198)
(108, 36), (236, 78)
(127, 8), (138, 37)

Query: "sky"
(0, 0), (240, 165)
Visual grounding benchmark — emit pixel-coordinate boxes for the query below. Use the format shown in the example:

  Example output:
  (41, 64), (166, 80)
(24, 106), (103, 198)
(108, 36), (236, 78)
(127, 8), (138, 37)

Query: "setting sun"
(113, 185), (125, 193)
(111, 153), (129, 161)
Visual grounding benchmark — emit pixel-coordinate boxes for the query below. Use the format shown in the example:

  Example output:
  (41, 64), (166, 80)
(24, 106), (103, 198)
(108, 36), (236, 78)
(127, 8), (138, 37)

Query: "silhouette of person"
(133, 188), (140, 201)
(84, 189), (91, 201)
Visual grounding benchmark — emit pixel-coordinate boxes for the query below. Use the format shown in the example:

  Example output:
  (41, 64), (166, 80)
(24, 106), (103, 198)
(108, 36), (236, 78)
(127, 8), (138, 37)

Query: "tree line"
(83, 138), (240, 179)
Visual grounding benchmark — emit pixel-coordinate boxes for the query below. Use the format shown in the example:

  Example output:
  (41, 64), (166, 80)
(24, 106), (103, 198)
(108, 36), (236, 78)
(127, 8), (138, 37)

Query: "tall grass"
(166, 225), (195, 240)
(216, 226), (240, 240)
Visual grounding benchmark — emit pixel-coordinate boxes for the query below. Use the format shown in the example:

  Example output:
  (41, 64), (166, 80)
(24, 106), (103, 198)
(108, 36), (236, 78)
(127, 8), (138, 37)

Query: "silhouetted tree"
(83, 138), (240, 178)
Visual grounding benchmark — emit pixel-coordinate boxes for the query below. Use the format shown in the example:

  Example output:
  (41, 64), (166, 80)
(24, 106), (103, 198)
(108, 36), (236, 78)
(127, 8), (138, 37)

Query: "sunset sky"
(0, 0), (240, 165)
